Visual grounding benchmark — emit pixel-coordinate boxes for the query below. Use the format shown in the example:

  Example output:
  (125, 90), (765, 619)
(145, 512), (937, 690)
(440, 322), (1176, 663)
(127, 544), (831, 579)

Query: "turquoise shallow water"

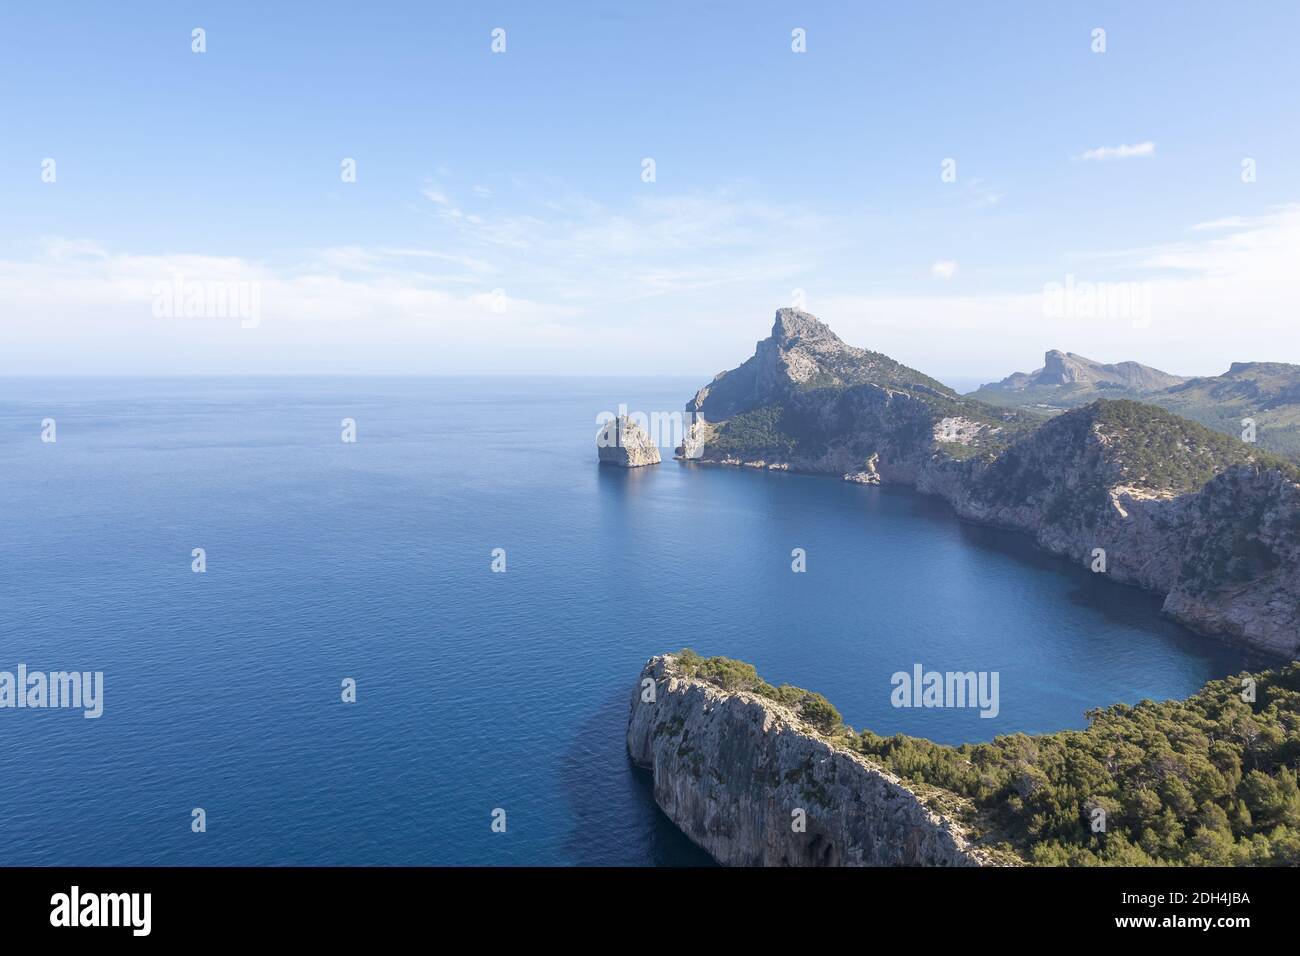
(0, 377), (1253, 865)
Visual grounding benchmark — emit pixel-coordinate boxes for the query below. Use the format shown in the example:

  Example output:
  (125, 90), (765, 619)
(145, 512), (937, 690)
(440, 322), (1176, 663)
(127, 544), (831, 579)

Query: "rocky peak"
(1039, 350), (1076, 384)
(689, 309), (955, 422)
(771, 308), (842, 347)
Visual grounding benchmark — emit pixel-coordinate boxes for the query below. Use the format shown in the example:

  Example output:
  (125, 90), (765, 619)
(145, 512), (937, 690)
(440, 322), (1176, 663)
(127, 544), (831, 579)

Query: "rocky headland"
(674, 310), (1300, 658)
(627, 653), (1001, 866)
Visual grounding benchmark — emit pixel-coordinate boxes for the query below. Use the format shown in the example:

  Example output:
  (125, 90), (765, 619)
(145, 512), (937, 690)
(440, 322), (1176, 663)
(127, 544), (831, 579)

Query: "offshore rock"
(597, 415), (661, 467)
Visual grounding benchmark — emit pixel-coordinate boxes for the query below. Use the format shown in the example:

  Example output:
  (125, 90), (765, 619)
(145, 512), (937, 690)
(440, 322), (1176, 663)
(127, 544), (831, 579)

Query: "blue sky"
(2, 1), (1298, 381)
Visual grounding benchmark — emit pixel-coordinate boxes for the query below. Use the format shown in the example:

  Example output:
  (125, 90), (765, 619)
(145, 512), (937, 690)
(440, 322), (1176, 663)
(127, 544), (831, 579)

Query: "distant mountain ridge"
(1157, 362), (1300, 453)
(677, 309), (1300, 657)
(986, 350), (1186, 394)
(972, 353), (1300, 462)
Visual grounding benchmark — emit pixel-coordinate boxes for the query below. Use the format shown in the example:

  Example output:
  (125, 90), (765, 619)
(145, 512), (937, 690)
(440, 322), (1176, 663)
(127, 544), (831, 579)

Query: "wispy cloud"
(313, 245), (495, 279)
(0, 180), (833, 374)
(414, 180), (830, 305)
(0, 235), (588, 375)
(1080, 141), (1156, 161)
(1189, 215), (1252, 231)
(964, 178), (1006, 208)
(930, 260), (958, 280)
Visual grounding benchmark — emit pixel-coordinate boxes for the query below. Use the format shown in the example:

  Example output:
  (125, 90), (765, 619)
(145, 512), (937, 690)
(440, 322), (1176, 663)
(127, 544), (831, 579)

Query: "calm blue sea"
(0, 378), (1253, 865)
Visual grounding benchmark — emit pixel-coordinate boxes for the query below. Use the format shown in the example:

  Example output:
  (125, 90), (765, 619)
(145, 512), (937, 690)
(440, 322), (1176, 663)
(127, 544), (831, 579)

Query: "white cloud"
(1080, 141), (1156, 161)
(930, 260), (958, 280)
(0, 242), (584, 375)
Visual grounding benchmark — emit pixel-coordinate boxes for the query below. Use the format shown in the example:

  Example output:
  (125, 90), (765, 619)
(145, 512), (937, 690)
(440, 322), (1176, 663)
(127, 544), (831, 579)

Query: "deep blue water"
(0, 378), (1254, 865)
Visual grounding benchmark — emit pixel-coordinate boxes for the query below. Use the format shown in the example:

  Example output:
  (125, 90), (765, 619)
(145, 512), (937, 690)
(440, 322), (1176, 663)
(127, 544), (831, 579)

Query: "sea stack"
(597, 415), (661, 467)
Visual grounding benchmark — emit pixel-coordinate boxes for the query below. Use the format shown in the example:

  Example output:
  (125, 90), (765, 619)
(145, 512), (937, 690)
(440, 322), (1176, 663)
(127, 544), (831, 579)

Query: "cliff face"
(679, 310), (1300, 658)
(928, 424), (1300, 658)
(1161, 466), (1300, 656)
(626, 654), (999, 866)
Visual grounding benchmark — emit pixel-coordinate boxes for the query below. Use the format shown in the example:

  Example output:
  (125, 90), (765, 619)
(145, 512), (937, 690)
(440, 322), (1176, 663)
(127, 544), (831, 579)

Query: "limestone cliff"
(631, 652), (1300, 866)
(626, 654), (1000, 866)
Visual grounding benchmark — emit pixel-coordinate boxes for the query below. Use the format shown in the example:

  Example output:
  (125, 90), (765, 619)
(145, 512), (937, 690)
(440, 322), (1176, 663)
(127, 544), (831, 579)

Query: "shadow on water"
(595, 460), (661, 500)
(871, 483), (1266, 669)
(559, 691), (714, 866)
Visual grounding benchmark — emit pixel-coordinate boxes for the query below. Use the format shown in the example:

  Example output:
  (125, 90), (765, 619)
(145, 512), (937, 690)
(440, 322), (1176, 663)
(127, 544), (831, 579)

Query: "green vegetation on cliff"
(704, 405), (800, 459)
(704, 390), (1031, 464)
(1090, 399), (1297, 493)
(674, 650), (1300, 866)
(972, 400), (1298, 527)
(789, 344), (954, 396)
(1154, 363), (1300, 464)
(674, 649), (843, 734)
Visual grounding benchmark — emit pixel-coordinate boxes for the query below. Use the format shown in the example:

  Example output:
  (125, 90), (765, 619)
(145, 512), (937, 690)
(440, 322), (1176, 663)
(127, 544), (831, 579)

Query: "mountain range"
(971, 352), (1300, 461)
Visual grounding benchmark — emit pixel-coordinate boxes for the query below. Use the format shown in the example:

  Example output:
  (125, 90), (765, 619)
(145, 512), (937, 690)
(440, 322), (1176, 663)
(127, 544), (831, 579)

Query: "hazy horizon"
(0, 348), (1273, 395)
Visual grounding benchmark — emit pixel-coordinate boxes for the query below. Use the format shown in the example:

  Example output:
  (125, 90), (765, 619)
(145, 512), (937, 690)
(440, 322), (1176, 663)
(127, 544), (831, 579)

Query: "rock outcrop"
(627, 654), (999, 866)
(597, 415), (661, 467)
(676, 310), (1300, 658)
